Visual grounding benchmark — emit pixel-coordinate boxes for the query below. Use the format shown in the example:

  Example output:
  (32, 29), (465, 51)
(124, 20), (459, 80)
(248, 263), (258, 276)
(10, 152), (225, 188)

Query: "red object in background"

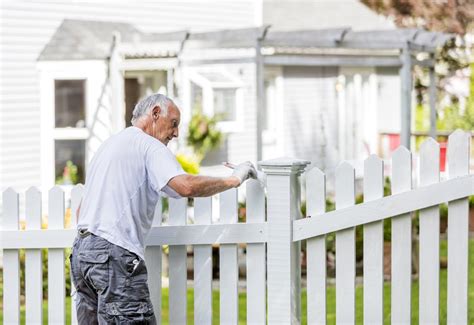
(387, 134), (447, 172)
(440, 142), (447, 172)
(388, 134), (400, 152)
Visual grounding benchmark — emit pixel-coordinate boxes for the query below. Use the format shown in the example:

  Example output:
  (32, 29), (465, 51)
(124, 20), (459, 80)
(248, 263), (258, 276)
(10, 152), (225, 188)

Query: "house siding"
(263, 0), (394, 31)
(227, 63), (258, 164)
(376, 67), (401, 134)
(282, 66), (339, 171)
(0, 0), (258, 194)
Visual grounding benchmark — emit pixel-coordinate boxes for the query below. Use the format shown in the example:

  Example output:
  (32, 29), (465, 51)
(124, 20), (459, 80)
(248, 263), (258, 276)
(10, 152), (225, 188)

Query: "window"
(54, 79), (88, 185)
(191, 82), (203, 113)
(55, 80), (86, 128)
(213, 88), (236, 121)
(187, 70), (243, 132)
(55, 140), (85, 184)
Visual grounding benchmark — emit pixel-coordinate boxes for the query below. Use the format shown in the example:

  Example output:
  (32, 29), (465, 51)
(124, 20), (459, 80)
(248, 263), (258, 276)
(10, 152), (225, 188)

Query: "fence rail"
(1, 129), (473, 324)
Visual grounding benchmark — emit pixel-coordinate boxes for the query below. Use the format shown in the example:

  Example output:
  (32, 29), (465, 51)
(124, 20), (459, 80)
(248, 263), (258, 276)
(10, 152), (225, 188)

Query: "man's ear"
(152, 105), (161, 120)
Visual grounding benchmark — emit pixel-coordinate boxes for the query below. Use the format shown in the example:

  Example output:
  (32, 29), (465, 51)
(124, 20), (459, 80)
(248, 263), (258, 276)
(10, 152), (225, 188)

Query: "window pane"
(214, 88), (236, 121)
(55, 140), (85, 185)
(125, 78), (140, 127)
(191, 82), (203, 113)
(263, 80), (270, 131)
(55, 80), (86, 128)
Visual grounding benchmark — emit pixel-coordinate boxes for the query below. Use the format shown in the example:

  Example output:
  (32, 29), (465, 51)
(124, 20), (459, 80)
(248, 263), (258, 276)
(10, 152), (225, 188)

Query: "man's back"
(77, 126), (184, 259)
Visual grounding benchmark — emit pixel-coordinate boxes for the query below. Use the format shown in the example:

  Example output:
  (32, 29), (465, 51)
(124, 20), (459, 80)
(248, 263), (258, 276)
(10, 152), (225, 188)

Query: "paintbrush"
(222, 162), (266, 187)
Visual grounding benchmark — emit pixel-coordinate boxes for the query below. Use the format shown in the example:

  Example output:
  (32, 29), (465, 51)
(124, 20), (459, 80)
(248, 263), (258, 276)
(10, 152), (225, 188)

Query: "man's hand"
(229, 161), (258, 185)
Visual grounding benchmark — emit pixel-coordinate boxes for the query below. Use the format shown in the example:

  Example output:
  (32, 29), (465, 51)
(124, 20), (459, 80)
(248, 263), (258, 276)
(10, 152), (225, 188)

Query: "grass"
(1, 239), (473, 324)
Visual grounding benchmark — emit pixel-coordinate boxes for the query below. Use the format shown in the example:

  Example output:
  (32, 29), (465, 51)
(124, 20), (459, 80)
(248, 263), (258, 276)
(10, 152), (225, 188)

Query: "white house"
(0, 0), (259, 197)
(1, 0), (450, 197)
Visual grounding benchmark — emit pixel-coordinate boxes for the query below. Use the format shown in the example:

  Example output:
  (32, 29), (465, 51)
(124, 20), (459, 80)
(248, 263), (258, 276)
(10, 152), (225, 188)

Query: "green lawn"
(1, 239), (473, 324)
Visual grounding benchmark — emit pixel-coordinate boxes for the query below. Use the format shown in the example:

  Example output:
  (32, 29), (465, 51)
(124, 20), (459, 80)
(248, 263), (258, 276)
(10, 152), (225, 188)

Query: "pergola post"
(429, 55), (437, 139)
(167, 68), (174, 98)
(110, 33), (125, 132)
(400, 44), (412, 149)
(255, 37), (264, 162)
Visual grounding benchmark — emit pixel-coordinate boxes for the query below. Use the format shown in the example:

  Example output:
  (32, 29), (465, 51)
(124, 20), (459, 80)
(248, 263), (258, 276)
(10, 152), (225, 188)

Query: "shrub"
(176, 153), (200, 175)
(186, 111), (222, 161)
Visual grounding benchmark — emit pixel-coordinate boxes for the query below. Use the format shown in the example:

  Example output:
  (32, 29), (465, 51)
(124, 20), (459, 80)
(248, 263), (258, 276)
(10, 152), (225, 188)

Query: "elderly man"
(70, 93), (256, 324)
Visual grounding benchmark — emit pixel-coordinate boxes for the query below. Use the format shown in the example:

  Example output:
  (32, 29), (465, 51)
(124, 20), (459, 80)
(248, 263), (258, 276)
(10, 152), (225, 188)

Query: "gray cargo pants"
(70, 229), (156, 324)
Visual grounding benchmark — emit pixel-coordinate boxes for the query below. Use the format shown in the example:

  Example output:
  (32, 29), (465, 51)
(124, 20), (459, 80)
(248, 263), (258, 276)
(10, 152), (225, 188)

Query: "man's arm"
(168, 174), (240, 197)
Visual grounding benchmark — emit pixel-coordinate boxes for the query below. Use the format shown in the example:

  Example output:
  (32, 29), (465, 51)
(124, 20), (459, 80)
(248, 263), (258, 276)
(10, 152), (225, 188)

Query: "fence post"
(260, 157), (310, 324)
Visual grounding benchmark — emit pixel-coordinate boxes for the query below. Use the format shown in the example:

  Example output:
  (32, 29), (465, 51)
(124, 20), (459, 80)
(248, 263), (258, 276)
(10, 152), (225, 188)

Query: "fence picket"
(2, 188), (21, 324)
(246, 180), (266, 325)
(48, 186), (66, 324)
(363, 155), (384, 324)
(145, 199), (163, 324)
(306, 167), (327, 325)
(70, 184), (83, 325)
(335, 162), (356, 323)
(447, 130), (471, 324)
(169, 198), (188, 324)
(194, 197), (213, 324)
(219, 188), (239, 324)
(419, 138), (440, 323)
(25, 187), (43, 324)
(391, 146), (412, 324)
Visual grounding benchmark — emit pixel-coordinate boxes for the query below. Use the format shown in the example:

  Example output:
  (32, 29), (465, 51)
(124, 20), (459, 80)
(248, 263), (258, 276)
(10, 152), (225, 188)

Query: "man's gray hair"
(131, 93), (174, 125)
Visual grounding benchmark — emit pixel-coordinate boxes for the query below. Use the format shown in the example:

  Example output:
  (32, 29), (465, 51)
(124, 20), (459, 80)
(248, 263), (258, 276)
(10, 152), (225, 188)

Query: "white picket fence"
(1, 129), (473, 324)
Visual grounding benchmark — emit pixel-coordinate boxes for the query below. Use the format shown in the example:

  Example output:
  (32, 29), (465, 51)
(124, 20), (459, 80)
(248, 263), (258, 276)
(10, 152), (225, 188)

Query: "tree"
(361, 0), (473, 35)
(362, 0), (474, 132)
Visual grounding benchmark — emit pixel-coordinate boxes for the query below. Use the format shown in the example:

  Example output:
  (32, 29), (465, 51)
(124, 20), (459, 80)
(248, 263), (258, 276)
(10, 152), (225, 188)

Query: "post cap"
(258, 157), (310, 175)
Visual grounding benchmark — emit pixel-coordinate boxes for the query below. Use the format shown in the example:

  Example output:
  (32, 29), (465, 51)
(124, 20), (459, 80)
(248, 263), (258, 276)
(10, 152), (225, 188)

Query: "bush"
(56, 160), (80, 185)
(176, 153), (200, 175)
(186, 111), (222, 161)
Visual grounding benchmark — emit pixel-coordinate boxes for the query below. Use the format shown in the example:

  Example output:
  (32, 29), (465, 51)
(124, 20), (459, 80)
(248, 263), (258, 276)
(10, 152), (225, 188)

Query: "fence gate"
(1, 129), (473, 324)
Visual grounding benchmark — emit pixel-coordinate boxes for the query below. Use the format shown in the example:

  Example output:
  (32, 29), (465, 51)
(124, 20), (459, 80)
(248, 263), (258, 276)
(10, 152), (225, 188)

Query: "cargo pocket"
(78, 250), (109, 293)
(105, 301), (155, 322)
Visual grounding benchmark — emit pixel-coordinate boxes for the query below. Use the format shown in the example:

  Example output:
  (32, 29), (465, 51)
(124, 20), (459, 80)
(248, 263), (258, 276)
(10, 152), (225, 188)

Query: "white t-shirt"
(77, 126), (186, 259)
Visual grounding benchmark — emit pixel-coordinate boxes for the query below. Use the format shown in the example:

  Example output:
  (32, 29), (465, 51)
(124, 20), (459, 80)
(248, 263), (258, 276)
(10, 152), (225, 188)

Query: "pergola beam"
(413, 58), (436, 68)
(264, 55), (402, 67)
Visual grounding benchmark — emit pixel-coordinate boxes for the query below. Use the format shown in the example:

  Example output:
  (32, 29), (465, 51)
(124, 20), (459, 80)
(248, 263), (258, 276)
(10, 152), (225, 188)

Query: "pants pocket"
(78, 249), (109, 293)
(105, 301), (155, 323)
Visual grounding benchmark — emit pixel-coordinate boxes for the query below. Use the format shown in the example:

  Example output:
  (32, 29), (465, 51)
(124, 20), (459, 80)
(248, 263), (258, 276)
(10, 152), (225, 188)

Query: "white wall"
(0, 0), (258, 194)
(281, 66), (339, 171)
(262, 0), (395, 31)
(376, 67), (401, 134)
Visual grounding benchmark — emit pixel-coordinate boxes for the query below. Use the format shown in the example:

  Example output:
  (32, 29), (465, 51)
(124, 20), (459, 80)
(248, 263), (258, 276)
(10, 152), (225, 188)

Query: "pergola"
(90, 24), (454, 159)
(176, 26), (454, 159)
(39, 20), (455, 157)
